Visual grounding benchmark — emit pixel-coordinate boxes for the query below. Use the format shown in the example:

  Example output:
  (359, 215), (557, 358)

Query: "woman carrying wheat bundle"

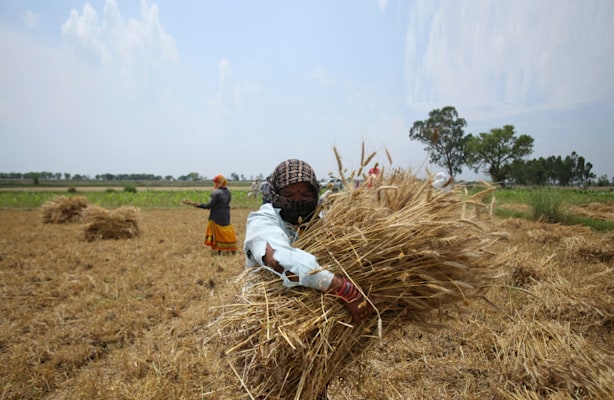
(217, 153), (499, 399)
(239, 159), (373, 397)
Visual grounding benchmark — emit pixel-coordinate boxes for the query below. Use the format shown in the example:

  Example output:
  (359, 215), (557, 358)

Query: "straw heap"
(82, 205), (140, 241)
(41, 195), (89, 224)
(213, 167), (505, 400)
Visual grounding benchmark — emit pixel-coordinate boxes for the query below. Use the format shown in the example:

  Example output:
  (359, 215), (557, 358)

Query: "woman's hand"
(182, 199), (199, 207)
(329, 275), (374, 324)
(263, 244), (374, 323)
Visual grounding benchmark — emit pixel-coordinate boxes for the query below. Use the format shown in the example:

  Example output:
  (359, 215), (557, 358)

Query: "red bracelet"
(336, 278), (361, 303)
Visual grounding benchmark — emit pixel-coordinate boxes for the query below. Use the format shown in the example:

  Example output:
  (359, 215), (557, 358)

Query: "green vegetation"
(564, 215), (614, 232)
(0, 188), (262, 209)
(527, 188), (565, 223)
(470, 185), (614, 231)
(0, 177), (254, 189)
(123, 184), (137, 193)
(2, 184), (612, 231)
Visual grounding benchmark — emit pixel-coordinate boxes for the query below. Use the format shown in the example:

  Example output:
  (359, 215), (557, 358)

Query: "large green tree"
(408, 106), (468, 178)
(466, 125), (534, 184)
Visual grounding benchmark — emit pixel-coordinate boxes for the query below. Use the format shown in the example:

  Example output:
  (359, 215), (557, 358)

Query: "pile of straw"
(82, 206), (140, 241)
(41, 195), (88, 224)
(212, 164), (507, 399)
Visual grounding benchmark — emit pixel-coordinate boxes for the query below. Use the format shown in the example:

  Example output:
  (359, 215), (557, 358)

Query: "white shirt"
(244, 203), (334, 291)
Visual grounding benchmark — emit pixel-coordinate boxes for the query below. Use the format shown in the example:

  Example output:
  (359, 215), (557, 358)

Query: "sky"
(1, 0), (613, 182)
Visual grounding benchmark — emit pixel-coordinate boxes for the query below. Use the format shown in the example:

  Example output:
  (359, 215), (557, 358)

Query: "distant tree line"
(1, 172), (163, 182)
(409, 106), (611, 187)
(0, 172), (195, 183)
(4, 110), (611, 188)
(0, 171), (258, 184)
(504, 152), (596, 186)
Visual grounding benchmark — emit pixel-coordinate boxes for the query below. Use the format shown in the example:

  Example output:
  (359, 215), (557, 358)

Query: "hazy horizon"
(1, 1), (612, 182)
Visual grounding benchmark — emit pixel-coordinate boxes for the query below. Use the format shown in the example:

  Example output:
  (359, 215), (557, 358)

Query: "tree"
(597, 174), (609, 187)
(505, 158), (549, 186)
(187, 172), (201, 181)
(408, 106), (468, 179)
(466, 125), (534, 184)
(554, 155), (574, 186)
(573, 154), (595, 185)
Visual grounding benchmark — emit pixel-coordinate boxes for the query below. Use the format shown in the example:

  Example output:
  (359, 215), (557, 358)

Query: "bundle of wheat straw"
(82, 206), (140, 241)
(214, 167), (505, 400)
(41, 195), (88, 223)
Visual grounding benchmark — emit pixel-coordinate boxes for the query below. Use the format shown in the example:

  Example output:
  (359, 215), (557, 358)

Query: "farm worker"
(182, 174), (238, 255)
(244, 159), (373, 324)
(367, 162), (380, 188)
(317, 182), (336, 219)
(258, 180), (272, 204)
(247, 179), (260, 198)
(432, 171), (453, 192)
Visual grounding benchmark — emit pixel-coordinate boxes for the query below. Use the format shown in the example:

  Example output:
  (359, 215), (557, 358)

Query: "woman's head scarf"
(269, 159), (320, 225)
(213, 174), (227, 188)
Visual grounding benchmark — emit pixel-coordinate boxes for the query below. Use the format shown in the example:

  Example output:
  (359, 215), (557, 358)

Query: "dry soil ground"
(1, 206), (613, 399)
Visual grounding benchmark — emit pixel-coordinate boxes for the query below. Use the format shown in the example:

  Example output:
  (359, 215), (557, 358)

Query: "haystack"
(212, 160), (507, 399)
(82, 206), (140, 241)
(41, 195), (88, 224)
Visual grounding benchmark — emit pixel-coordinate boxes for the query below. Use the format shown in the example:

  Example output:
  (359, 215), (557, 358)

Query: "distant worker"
(318, 182), (335, 205)
(367, 162), (380, 188)
(182, 174), (238, 255)
(432, 171), (453, 192)
(248, 179), (261, 198)
(259, 180), (272, 204)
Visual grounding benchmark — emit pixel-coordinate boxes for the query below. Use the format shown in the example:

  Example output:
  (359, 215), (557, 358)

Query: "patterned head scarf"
(213, 174), (227, 188)
(268, 159), (320, 225)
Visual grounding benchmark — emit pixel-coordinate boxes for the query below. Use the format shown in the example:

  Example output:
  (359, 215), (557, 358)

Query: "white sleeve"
(244, 204), (334, 291)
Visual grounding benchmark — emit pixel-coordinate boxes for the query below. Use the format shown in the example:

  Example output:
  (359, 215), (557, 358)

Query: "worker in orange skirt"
(183, 174), (238, 255)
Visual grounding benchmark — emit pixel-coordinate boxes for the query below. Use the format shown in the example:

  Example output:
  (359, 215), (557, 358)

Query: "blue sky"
(1, 0), (612, 181)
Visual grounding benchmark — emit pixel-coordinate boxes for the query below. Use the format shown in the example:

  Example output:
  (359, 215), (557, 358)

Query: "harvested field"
(569, 200), (614, 222)
(1, 202), (613, 399)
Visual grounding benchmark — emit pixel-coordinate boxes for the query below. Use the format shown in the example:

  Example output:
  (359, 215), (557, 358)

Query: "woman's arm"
(196, 190), (220, 209)
(245, 206), (333, 291)
(248, 207), (373, 323)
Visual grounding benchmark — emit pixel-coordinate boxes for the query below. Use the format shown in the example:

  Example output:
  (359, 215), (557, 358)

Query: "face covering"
(268, 159), (321, 225)
(274, 196), (317, 225)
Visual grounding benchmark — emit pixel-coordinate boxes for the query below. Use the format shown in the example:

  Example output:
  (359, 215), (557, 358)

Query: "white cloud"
(61, 3), (110, 64)
(404, 0), (614, 118)
(61, 0), (177, 77)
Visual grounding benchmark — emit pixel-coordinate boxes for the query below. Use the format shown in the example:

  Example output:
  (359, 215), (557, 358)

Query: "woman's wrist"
(328, 275), (344, 293)
(330, 276), (360, 302)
